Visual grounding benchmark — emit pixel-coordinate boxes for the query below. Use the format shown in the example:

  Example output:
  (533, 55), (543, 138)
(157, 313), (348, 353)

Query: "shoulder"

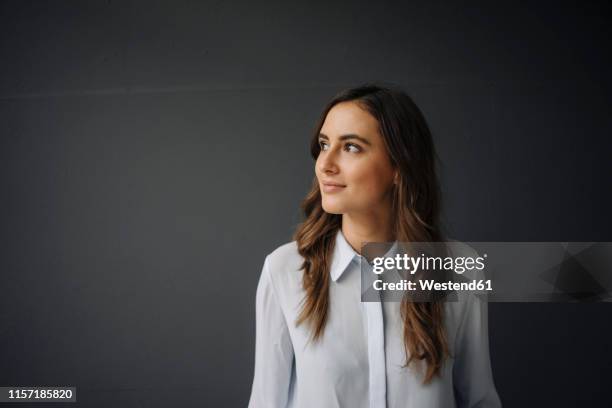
(262, 240), (305, 289)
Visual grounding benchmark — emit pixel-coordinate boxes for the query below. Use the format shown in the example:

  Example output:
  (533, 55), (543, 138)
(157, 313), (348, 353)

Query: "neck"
(341, 209), (394, 255)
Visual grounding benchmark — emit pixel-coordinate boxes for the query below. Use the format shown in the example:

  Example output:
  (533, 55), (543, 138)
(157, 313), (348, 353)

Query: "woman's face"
(315, 101), (397, 215)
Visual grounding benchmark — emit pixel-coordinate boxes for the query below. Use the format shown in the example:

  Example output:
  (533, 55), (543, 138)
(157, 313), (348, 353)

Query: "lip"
(321, 181), (346, 193)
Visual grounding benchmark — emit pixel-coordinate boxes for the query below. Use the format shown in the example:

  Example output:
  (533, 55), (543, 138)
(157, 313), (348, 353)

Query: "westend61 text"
(373, 279), (493, 292)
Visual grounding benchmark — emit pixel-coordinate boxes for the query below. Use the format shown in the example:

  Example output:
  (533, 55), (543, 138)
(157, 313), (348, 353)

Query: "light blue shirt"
(248, 229), (502, 408)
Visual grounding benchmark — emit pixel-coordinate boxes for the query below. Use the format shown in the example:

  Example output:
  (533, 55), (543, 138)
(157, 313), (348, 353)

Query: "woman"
(248, 84), (502, 408)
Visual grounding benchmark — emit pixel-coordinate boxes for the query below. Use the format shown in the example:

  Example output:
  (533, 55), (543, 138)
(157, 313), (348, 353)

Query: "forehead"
(320, 101), (380, 138)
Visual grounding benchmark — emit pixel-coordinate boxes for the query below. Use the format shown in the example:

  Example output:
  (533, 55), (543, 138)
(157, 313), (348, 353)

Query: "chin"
(321, 199), (345, 215)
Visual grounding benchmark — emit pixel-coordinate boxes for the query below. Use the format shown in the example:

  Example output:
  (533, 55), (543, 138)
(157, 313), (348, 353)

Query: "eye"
(319, 140), (329, 151)
(344, 143), (361, 153)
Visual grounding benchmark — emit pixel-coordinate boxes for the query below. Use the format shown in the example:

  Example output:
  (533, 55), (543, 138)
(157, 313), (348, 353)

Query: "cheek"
(347, 163), (393, 194)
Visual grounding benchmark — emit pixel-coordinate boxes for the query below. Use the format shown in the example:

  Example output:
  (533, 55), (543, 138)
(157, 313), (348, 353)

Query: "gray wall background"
(1, 1), (611, 407)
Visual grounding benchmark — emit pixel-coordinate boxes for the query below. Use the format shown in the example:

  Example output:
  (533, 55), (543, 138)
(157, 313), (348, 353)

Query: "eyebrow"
(318, 132), (372, 146)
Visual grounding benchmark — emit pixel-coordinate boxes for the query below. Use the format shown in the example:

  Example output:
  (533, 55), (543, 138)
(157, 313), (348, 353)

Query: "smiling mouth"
(321, 183), (346, 193)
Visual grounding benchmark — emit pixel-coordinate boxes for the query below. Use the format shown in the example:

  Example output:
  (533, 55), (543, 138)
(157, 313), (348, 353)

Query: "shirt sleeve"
(248, 255), (295, 408)
(453, 290), (503, 408)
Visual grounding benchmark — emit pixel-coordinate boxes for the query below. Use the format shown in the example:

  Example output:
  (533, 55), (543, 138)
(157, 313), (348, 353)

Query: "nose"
(317, 148), (339, 175)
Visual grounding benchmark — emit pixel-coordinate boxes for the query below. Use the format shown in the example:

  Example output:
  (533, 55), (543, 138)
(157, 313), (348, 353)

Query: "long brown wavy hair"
(292, 84), (450, 384)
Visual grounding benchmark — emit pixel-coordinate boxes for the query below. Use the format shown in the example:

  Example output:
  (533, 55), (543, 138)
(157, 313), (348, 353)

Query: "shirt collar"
(330, 229), (399, 282)
(330, 229), (360, 282)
